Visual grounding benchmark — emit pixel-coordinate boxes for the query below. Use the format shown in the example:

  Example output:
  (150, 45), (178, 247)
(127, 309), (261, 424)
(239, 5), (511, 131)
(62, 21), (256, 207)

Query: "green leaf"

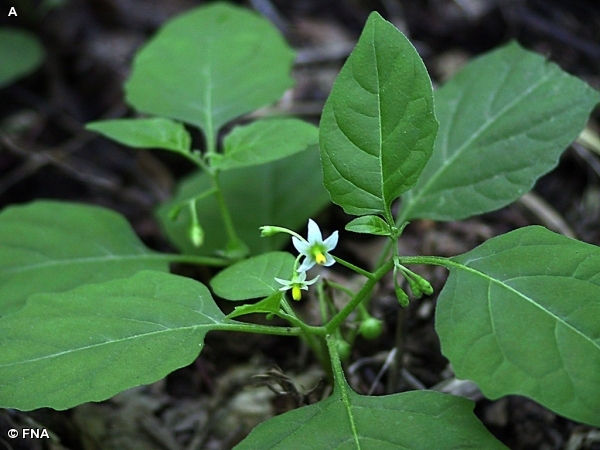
(345, 215), (391, 236)
(227, 291), (284, 319)
(235, 387), (506, 449)
(211, 252), (295, 301)
(0, 201), (169, 315)
(157, 147), (330, 256)
(211, 118), (319, 171)
(319, 12), (438, 217)
(0, 28), (44, 89)
(86, 118), (192, 155)
(125, 3), (295, 140)
(402, 42), (600, 222)
(436, 226), (600, 426)
(0, 271), (226, 410)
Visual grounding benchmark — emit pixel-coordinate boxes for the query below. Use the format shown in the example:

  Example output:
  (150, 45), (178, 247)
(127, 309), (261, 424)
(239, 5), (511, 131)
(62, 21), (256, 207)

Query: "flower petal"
(304, 275), (320, 286)
(323, 230), (339, 251)
(306, 219), (323, 244)
(294, 271), (307, 282)
(292, 236), (310, 254)
(297, 257), (316, 272)
(323, 254), (336, 267)
(274, 277), (292, 288)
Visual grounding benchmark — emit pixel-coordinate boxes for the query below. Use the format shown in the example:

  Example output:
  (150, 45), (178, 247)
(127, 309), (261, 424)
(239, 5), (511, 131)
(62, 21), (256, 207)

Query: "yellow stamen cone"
(315, 252), (326, 265)
(292, 285), (302, 301)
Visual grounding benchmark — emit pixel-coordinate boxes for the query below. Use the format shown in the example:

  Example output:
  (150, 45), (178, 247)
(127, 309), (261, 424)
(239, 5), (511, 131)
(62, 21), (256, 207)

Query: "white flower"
(274, 271), (319, 301)
(292, 219), (339, 272)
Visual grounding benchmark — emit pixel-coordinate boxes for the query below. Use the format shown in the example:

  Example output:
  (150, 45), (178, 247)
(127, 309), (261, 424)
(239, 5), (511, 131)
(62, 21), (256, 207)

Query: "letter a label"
(9, 7), (17, 16)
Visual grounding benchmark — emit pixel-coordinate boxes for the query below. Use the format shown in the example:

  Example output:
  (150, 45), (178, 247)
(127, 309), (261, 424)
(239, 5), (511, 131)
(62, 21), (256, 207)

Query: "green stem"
(280, 298), (330, 370)
(325, 280), (356, 299)
(211, 171), (243, 246)
(214, 321), (302, 336)
(326, 334), (361, 449)
(374, 208), (412, 269)
(159, 252), (230, 267)
(397, 255), (453, 269)
(198, 123), (243, 250)
(316, 282), (330, 324)
(204, 124), (217, 158)
(325, 258), (394, 334)
(279, 299), (326, 336)
(333, 256), (374, 279)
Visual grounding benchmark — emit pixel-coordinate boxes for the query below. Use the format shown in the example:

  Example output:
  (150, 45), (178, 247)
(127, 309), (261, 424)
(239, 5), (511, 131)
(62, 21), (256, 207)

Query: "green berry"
(359, 317), (383, 340)
(336, 339), (351, 361)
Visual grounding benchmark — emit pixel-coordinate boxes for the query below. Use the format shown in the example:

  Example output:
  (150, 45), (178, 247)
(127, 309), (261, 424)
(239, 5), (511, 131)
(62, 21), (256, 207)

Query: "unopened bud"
(417, 277), (434, 296)
(189, 223), (204, 247)
(394, 277), (409, 307)
(406, 275), (423, 299)
(259, 226), (280, 237)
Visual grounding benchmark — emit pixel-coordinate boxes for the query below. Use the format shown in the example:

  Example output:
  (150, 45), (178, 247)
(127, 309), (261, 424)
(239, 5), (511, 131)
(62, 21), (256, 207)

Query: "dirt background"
(1, 0), (599, 449)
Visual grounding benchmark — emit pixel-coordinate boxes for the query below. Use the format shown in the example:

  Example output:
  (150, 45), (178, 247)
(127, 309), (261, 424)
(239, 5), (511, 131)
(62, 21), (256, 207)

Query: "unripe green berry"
(359, 317), (383, 340)
(336, 339), (351, 361)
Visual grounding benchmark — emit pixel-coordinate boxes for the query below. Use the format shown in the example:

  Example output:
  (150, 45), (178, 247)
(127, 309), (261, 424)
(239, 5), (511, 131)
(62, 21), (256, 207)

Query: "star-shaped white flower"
(274, 271), (320, 301)
(292, 219), (339, 272)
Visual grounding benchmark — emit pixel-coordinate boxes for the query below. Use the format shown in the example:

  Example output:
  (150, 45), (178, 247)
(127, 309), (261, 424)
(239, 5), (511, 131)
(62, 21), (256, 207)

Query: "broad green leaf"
(236, 386), (506, 449)
(0, 201), (169, 315)
(345, 215), (391, 236)
(436, 226), (600, 426)
(157, 147), (330, 256)
(125, 3), (295, 140)
(0, 271), (226, 411)
(319, 12), (438, 217)
(211, 118), (319, 171)
(211, 252), (295, 300)
(227, 292), (284, 319)
(402, 42), (600, 221)
(0, 28), (44, 89)
(86, 118), (192, 155)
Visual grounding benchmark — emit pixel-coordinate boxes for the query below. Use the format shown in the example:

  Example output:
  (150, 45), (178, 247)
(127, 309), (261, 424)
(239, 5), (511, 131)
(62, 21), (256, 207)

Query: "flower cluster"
(262, 219), (338, 301)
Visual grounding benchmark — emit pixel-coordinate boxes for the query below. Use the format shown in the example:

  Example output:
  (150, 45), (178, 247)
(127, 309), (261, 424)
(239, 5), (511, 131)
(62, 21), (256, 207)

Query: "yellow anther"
(315, 252), (326, 265)
(292, 285), (302, 301)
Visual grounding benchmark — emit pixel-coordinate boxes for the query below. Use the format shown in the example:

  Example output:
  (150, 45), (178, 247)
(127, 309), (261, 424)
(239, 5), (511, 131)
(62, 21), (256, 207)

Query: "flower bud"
(259, 226), (280, 237)
(394, 277), (409, 307)
(189, 222), (204, 247)
(407, 275), (424, 299)
(417, 277), (434, 296)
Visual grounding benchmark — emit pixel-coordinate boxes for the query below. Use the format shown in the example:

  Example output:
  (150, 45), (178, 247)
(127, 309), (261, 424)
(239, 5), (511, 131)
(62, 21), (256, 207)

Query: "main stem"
(374, 206), (410, 269)
(326, 334), (361, 449)
(201, 126), (243, 249)
(211, 171), (243, 246)
(325, 258), (394, 334)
